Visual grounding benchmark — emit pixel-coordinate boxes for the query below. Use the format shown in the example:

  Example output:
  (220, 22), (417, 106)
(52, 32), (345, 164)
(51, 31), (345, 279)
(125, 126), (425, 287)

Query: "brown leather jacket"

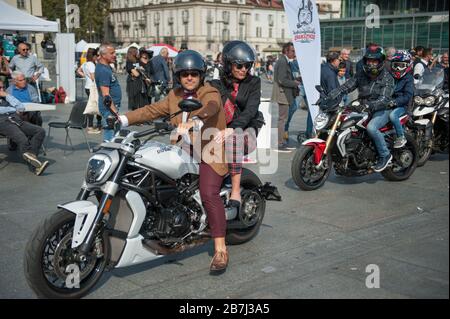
(125, 82), (228, 176)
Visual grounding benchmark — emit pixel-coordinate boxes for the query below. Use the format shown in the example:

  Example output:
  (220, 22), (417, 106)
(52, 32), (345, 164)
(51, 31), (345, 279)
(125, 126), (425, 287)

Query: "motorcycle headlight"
(85, 154), (113, 184)
(414, 96), (424, 105)
(424, 96), (436, 106)
(314, 112), (329, 131)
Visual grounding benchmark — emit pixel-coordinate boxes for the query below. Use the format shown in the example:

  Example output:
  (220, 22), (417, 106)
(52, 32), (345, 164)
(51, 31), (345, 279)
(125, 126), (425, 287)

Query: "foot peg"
(258, 182), (282, 201)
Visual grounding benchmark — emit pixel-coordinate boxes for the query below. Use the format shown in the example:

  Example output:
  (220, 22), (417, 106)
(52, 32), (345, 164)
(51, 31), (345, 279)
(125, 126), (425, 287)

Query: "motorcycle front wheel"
(417, 138), (433, 167)
(291, 145), (332, 191)
(24, 210), (110, 299)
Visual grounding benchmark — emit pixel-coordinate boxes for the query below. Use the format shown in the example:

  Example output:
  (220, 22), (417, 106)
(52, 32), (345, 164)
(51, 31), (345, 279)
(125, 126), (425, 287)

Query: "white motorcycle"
(409, 68), (449, 166)
(24, 99), (281, 298)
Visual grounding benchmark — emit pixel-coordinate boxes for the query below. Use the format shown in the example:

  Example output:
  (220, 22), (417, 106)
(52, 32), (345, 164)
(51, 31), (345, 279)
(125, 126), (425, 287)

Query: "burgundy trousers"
(199, 163), (226, 238)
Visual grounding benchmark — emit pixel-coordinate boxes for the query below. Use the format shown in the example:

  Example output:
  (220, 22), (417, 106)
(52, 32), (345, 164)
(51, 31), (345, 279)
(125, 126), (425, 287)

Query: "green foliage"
(42, 0), (110, 42)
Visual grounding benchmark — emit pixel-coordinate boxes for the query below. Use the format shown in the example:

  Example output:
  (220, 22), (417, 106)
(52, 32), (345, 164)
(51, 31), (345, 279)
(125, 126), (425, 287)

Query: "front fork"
(77, 156), (129, 259)
(315, 111), (342, 168)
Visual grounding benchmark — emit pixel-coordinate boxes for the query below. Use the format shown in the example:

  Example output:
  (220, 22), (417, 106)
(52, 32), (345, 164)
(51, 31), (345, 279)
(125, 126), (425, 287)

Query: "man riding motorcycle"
(324, 45), (396, 172)
(116, 50), (231, 274)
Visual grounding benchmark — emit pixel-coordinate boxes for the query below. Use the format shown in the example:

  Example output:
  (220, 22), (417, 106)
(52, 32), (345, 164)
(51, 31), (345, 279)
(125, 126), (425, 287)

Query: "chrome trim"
(336, 128), (352, 157)
(101, 181), (119, 196)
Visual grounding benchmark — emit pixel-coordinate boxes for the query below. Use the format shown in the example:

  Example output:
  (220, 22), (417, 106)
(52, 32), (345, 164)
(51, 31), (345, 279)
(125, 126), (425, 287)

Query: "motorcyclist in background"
(388, 50), (415, 149)
(324, 45), (396, 172)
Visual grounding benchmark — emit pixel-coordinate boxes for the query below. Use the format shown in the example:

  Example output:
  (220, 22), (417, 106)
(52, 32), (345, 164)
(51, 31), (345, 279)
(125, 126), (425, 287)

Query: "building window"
(269, 28), (273, 38)
(255, 13), (259, 21)
(17, 0), (26, 9)
(256, 27), (262, 38)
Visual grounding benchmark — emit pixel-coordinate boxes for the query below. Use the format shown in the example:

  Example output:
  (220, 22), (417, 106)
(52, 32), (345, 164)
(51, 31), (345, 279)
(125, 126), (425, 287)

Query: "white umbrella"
(116, 42), (141, 54)
(147, 43), (179, 57)
(75, 40), (87, 52)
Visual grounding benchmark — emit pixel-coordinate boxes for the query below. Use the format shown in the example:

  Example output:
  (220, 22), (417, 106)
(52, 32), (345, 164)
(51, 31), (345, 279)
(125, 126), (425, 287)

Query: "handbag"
(83, 82), (100, 115)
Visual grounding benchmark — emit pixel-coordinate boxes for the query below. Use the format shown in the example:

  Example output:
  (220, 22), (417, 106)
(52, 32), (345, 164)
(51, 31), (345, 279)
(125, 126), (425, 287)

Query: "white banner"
(283, 0), (322, 124)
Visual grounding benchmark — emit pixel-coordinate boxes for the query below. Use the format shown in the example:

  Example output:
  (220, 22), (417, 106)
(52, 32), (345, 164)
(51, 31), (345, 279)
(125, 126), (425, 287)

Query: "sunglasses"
(392, 62), (408, 70)
(180, 70), (200, 78)
(234, 62), (253, 70)
(21, 48), (30, 51)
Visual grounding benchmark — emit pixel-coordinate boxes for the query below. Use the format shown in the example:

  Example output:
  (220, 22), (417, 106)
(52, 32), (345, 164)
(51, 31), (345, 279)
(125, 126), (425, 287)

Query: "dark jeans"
(367, 110), (391, 158)
(85, 89), (102, 128)
(199, 163), (226, 238)
(0, 114), (45, 156)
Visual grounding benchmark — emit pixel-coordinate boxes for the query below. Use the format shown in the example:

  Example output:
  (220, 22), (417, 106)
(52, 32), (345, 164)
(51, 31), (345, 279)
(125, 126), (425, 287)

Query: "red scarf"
(223, 83), (239, 124)
(183, 90), (198, 100)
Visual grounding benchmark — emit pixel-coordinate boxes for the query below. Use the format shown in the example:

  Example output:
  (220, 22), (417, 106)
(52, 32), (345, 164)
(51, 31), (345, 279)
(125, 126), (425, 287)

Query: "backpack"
(54, 87), (67, 104)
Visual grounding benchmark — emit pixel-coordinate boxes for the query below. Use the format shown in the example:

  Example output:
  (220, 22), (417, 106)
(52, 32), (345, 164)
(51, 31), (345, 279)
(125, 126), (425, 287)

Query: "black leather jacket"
(209, 75), (262, 130)
(329, 68), (395, 113)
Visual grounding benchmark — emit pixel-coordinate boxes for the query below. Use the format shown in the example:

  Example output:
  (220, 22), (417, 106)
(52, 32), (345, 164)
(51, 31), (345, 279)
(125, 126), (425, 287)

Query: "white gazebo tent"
(116, 43), (141, 54)
(75, 40), (88, 53)
(0, 1), (59, 32)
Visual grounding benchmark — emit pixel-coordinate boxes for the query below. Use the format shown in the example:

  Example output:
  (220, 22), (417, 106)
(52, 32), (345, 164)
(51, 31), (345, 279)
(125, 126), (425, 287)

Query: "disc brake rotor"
(239, 190), (263, 227)
(395, 149), (414, 170)
(52, 232), (98, 283)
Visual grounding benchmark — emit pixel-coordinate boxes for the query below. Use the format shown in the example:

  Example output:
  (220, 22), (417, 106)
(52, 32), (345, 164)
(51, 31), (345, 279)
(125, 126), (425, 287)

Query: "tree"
(42, 0), (110, 42)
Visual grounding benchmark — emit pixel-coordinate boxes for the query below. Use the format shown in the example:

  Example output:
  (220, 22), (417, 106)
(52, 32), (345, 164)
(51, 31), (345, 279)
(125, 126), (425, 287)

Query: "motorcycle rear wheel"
(382, 133), (418, 181)
(24, 209), (110, 299)
(226, 169), (266, 245)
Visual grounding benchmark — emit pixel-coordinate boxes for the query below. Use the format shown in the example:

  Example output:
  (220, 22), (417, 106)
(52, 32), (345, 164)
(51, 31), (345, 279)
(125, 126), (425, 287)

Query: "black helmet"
(363, 45), (386, 76)
(222, 41), (256, 74)
(174, 50), (206, 78)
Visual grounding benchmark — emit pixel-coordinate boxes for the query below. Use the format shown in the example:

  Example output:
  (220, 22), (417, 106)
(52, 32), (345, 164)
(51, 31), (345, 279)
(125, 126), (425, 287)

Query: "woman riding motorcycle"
(325, 45), (396, 172)
(389, 50), (415, 149)
(118, 50), (230, 274)
(210, 41), (263, 211)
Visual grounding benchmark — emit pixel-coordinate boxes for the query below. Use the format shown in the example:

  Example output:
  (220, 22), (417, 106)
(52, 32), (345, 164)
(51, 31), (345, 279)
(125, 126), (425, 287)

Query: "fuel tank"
(135, 141), (199, 180)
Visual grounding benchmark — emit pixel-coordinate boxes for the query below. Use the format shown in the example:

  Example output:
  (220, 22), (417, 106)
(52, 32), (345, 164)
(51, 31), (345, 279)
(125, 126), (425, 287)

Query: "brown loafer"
(210, 251), (229, 275)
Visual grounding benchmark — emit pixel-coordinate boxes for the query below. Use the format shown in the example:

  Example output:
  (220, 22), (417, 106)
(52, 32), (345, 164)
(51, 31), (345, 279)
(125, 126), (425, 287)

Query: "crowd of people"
(1, 41), (49, 175)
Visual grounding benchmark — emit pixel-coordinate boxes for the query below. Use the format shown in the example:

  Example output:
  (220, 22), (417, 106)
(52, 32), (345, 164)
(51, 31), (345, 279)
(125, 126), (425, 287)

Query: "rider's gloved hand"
(353, 103), (369, 113)
(388, 100), (397, 109)
(106, 116), (118, 130)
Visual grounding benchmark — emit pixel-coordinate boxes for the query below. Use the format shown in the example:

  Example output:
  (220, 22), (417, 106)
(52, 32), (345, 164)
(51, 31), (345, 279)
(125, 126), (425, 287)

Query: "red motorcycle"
(291, 86), (418, 191)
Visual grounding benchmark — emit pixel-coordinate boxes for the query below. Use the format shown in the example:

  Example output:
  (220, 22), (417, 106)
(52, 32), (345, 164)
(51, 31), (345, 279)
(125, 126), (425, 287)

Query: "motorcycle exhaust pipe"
(425, 122), (433, 141)
(143, 237), (211, 256)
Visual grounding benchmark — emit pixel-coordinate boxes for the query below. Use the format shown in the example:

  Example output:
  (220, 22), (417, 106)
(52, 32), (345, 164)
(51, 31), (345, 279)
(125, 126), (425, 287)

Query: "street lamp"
(411, 8), (419, 49)
(154, 12), (160, 43)
(86, 25), (95, 42)
(182, 10), (189, 47)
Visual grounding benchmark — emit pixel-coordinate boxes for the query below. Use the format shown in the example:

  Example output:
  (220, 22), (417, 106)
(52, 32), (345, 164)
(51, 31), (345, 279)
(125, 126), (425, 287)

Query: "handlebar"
(133, 125), (174, 139)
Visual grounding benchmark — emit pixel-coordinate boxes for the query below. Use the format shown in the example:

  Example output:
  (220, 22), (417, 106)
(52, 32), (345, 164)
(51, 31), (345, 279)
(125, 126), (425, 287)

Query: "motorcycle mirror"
(154, 120), (169, 131)
(178, 99), (203, 113)
(315, 85), (324, 93)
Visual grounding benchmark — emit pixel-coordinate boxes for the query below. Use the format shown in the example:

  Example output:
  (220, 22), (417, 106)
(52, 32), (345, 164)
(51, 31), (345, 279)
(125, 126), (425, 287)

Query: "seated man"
(6, 71), (42, 126)
(0, 80), (49, 175)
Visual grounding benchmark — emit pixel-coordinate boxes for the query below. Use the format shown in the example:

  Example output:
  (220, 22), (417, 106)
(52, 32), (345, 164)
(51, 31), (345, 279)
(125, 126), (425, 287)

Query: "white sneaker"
(393, 136), (407, 149)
